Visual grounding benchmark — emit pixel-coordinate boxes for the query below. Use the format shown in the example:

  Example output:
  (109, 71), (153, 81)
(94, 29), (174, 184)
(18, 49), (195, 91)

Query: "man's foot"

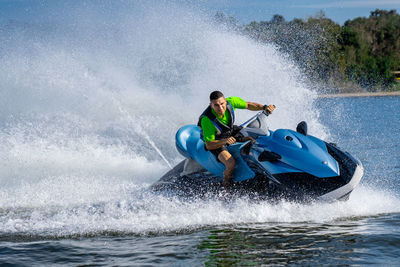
(223, 177), (233, 188)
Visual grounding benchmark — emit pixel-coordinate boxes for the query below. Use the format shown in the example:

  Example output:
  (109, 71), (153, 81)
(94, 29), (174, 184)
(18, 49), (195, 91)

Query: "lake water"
(1, 96), (399, 266)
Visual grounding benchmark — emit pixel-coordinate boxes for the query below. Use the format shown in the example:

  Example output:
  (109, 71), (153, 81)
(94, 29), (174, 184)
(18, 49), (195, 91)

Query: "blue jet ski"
(152, 111), (364, 202)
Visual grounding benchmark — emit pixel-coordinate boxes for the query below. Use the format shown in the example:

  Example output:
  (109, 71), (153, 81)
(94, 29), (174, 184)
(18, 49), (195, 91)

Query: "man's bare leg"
(218, 150), (236, 188)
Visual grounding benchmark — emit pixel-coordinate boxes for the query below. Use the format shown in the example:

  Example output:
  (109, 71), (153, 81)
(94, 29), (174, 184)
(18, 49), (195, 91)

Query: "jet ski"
(151, 111), (364, 202)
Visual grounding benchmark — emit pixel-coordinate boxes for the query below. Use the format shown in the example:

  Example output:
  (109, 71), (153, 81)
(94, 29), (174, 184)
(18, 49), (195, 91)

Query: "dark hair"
(209, 91), (224, 101)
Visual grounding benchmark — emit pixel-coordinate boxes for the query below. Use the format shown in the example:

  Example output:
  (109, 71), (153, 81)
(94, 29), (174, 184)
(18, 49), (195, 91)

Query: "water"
(1, 1), (400, 265)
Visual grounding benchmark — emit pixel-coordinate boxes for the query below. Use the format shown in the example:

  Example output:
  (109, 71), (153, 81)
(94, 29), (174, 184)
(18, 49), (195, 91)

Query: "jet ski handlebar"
(240, 105), (275, 128)
(263, 104), (276, 115)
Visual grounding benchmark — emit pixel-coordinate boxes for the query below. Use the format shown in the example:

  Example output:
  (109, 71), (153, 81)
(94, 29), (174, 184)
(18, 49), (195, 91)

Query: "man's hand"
(236, 136), (255, 143)
(241, 136), (256, 144)
(225, 137), (236, 145)
(264, 104), (275, 114)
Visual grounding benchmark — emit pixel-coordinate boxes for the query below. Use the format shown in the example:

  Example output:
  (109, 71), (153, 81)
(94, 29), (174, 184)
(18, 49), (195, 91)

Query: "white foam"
(1, 185), (399, 236)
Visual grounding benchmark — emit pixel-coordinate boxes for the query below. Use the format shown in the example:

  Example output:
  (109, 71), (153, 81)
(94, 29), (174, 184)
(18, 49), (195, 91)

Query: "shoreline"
(318, 91), (400, 98)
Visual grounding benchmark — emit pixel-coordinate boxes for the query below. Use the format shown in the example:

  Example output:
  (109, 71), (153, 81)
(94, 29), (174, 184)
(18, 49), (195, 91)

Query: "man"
(198, 91), (275, 188)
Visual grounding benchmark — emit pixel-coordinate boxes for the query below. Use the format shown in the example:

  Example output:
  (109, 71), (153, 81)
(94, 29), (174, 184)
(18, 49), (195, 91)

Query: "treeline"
(217, 9), (400, 92)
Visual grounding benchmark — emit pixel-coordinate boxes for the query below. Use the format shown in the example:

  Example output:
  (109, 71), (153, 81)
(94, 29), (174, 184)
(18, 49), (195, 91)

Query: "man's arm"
(246, 102), (275, 113)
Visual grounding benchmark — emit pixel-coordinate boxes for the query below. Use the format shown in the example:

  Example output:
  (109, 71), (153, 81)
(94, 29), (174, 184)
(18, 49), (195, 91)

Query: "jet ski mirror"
(296, 121), (308, 136)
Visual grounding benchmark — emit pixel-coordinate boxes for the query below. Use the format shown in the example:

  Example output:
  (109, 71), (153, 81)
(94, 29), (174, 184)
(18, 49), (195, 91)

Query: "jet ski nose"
(269, 129), (340, 177)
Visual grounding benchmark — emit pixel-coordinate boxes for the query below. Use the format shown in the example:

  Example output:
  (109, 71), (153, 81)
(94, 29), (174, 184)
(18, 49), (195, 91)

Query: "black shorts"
(206, 125), (242, 162)
(209, 145), (228, 162)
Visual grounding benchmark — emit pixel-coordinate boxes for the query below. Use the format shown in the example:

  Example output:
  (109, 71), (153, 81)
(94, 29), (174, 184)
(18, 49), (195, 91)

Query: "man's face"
(210, 97), (227, 117)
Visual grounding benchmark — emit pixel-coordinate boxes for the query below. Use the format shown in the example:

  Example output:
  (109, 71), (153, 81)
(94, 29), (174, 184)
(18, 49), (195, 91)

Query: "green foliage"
(241, 9), (400, 92)
(339, 9), (400, 88)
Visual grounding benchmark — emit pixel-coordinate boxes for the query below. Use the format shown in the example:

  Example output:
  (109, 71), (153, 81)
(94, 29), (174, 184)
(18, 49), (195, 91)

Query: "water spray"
(111, 96), (173, 169)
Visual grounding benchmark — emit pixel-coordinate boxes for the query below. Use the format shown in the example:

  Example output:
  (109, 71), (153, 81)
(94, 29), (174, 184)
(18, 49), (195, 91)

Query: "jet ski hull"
(151, 153), (363, 202)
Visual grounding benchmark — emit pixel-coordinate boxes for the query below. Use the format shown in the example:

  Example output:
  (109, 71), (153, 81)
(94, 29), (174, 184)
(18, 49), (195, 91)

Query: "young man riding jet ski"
(198, 91), (275, 188)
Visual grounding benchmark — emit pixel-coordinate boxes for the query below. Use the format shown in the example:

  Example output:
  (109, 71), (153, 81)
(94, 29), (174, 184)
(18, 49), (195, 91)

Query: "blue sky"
(1, 0), (400, 25)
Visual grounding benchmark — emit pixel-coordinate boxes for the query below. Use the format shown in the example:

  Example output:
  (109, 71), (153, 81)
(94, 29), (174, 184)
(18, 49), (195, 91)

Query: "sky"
(205, 0), (400, 24)
(0, 0), (400, 25)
